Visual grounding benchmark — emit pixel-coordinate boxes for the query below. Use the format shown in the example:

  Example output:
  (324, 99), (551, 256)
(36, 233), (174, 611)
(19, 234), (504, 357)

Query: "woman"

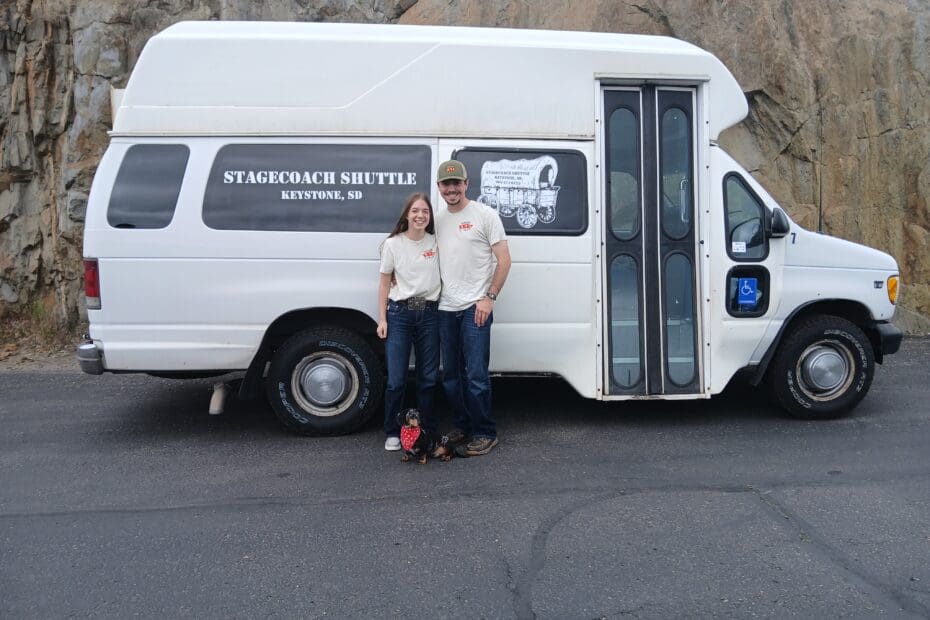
(377, 192), (441, 451)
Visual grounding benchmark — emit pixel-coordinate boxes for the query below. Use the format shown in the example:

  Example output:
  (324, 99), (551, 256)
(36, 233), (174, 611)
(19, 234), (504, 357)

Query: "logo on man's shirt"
(459, 222), (473, 232)
(422, 249), (436, 259)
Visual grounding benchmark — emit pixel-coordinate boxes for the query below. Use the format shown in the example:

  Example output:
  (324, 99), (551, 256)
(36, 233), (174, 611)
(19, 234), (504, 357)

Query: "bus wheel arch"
(239, 307), (382, 400)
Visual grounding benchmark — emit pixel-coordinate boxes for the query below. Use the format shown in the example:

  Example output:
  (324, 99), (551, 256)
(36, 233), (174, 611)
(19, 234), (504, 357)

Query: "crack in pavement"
(512, 491), (628, 620)
(501, 481), (930, 619)
(750, 487), (930, 618)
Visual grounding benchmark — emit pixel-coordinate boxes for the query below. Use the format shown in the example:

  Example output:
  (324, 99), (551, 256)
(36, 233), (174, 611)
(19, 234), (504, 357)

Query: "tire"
(768, 315), (874, 419)
(265, 326), (383, 435)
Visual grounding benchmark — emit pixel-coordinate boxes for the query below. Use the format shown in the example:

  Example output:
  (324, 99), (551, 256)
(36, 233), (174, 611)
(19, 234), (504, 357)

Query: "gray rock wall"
(2, 0), (928, 332)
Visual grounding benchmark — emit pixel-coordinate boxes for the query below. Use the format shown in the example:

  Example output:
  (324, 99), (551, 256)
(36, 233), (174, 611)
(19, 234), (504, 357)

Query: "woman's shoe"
(384, 436), (401, 451)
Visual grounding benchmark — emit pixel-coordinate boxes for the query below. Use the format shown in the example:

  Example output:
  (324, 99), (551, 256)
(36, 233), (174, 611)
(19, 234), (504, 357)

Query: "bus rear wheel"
(266, 326), (382, 435)
(769, 315), (874, 419)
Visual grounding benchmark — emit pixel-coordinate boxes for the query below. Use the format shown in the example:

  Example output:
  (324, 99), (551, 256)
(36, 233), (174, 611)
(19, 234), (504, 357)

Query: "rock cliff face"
(2, 0), (929, 332)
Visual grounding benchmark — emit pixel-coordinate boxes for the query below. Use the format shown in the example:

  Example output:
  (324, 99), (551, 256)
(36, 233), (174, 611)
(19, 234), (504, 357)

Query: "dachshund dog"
(398, 409), (454, 464)
(431, 434), (456, 462)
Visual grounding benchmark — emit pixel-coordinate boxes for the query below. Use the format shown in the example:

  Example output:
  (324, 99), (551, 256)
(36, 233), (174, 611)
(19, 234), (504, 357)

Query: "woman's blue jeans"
(439, 305), (495, 440)
(383, 300), (440, 437)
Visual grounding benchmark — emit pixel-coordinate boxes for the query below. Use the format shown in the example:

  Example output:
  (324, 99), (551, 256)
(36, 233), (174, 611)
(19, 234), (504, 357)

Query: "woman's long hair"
(387, 192), (435, 238)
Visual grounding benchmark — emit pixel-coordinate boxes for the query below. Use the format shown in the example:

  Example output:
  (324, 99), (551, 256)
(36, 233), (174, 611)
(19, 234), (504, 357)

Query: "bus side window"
(724, 173), (768, 261)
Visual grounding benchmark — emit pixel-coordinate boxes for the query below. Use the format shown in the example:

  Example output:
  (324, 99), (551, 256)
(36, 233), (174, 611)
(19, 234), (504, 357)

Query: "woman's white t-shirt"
(379, 233), (441, 302)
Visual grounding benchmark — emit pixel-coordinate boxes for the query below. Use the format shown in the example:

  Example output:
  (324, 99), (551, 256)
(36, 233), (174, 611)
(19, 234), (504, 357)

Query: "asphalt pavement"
(2, 338), (930, 618)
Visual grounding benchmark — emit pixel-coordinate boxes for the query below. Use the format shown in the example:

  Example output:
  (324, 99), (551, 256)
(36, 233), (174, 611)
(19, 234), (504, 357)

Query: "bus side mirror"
(768, 208), (790, 238)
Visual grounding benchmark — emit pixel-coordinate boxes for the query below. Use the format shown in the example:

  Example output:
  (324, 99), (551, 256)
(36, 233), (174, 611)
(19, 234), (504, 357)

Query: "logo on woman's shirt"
(459, 221), (473, 232)
(422, 249), (436, 259)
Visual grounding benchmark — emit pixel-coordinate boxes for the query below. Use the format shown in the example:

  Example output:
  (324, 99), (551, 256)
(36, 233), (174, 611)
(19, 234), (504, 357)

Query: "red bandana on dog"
(400, 426), (421, 452)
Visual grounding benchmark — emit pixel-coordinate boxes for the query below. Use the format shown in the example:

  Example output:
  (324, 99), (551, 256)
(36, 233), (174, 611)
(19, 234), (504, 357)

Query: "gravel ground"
(0, 344), (77, 373)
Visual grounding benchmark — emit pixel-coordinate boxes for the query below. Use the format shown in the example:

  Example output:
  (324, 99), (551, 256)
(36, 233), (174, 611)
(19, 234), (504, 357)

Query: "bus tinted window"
(108, 145), (189, 229)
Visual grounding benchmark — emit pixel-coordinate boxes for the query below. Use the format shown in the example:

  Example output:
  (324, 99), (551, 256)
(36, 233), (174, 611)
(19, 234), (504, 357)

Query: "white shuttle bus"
(79, 22), (902, 434)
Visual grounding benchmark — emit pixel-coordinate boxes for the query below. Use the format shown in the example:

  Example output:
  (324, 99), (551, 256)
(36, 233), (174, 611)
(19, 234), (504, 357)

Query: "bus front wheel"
(769, 315), (874, 419)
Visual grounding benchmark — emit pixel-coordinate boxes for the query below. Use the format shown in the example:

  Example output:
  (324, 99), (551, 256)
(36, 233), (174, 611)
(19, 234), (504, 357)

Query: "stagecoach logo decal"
(477, 156), (560, 229)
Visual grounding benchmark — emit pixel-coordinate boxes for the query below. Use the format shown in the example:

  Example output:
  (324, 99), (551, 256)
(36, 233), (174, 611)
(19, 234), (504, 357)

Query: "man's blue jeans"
(383, 300), (440, 437)
(439, 305), (495, 440)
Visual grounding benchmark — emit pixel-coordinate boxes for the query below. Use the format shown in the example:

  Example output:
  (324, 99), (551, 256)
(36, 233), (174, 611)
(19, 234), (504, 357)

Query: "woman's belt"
(392, 297), (437, 310)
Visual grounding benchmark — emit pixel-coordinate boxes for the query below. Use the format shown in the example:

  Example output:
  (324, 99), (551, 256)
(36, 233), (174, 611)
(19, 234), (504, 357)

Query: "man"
(434, 159), (511, 456)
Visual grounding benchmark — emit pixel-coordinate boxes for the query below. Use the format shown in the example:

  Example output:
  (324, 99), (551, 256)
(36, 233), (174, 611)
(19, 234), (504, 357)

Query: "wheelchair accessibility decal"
(477, 156), (560, 229)
(737, 277), (758, 310)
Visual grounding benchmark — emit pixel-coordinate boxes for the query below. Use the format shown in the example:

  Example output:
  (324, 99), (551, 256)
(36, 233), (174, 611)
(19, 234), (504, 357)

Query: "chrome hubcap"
(797, 341), (854, 400)
(291, 352), (359, 416)
(300, 360), (349, 406)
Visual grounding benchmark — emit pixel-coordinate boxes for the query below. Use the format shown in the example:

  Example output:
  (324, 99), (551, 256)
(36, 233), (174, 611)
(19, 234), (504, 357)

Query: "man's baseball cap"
(437, 160), (468, 182)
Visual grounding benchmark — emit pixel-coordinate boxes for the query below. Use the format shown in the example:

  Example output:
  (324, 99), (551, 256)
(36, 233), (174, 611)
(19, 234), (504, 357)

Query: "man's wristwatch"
(486, 292), (498, 301)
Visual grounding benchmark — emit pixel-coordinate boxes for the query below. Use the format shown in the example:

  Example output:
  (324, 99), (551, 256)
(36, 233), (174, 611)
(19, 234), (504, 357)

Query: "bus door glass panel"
(657, 92), (698, 392)
(605, 91), (645, 394)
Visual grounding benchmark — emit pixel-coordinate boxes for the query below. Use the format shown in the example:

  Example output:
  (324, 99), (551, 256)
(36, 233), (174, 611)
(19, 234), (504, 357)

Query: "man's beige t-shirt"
(379, 233), (441, 302)
(434, 201), (507, 312)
